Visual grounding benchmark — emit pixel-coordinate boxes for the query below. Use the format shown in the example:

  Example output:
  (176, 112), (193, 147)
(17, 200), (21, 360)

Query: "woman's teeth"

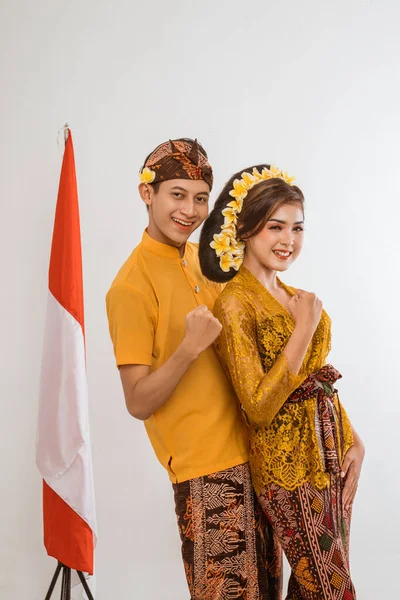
(273, 250), (291, 258)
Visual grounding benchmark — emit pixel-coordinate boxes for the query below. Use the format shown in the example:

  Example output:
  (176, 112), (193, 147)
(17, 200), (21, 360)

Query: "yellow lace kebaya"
(213, 266), (354, 495)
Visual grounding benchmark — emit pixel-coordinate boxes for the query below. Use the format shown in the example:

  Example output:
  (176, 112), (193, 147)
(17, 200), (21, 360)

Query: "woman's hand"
(288, 290), (322, 335)
(341, 437), (365, 511)
(283, 291), (323, 375)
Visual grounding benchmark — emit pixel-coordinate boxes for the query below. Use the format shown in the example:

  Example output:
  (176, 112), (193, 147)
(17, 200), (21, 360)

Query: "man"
(106, 138), (281, 599)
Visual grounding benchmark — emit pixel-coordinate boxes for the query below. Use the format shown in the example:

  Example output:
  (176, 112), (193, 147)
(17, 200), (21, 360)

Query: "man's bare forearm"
(122, 341), (198, 420)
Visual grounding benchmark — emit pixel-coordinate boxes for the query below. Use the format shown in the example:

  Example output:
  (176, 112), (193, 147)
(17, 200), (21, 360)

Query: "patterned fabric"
(213, 266), (354, 494)
(287, 364), (345, 476)
(258, 478), (356, 600)
(143, 139), (213, 189)
(173, 463), (282, 600)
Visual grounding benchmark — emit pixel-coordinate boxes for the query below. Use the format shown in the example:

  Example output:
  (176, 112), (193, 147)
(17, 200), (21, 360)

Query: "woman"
(199, 165), (364, 600)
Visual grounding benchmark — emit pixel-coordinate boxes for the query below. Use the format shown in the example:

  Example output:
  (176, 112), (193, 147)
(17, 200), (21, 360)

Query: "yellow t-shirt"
(106, 230), (249, 483)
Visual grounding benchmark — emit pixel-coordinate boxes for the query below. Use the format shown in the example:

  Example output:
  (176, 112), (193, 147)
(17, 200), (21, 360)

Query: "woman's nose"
(281, 233), (294, 246)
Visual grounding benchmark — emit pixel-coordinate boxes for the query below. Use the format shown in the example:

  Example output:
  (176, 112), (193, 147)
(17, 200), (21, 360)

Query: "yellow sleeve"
(106, 283), (157, 367)
(214, 292), (304, 427)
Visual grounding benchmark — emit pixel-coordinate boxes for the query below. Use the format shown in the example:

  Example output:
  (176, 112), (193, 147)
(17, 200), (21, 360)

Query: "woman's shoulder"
(215, 271), (256, 314)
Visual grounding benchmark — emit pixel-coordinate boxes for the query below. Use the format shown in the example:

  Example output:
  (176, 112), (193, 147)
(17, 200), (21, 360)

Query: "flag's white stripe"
(37, 291), (97, 537)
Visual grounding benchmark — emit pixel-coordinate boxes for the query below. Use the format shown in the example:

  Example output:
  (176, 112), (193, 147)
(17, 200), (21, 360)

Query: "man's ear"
(139, 182), (153, 208)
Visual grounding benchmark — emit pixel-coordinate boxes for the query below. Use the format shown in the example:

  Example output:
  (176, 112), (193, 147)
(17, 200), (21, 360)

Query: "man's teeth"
(173, 218), (192, 226)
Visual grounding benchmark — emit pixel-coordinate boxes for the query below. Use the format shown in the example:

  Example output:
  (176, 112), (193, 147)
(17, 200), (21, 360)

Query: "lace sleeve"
(214, 292), (304, 427)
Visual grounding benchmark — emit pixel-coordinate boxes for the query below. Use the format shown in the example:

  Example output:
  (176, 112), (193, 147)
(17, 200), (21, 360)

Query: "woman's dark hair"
(199, 164), (304, 283)
(141, 137), (209, 194)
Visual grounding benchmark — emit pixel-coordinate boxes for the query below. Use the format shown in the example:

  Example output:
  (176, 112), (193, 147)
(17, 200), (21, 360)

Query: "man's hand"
(181, 305), (222, 359)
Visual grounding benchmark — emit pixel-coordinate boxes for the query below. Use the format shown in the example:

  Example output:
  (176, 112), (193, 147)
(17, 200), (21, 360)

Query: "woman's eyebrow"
(268, 218), (304, 224)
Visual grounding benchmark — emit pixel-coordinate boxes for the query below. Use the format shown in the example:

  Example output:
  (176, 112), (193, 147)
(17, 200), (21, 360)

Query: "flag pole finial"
(56, 124), (70, 152)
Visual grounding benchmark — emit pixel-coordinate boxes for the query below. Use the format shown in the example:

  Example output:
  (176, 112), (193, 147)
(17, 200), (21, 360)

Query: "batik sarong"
(258, 365), (356, 599)
(258, 479), (354, 600)
(173, 462), (282, 600)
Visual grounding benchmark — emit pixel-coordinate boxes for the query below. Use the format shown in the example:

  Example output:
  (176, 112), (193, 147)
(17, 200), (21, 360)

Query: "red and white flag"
(36, 128), (96, 575)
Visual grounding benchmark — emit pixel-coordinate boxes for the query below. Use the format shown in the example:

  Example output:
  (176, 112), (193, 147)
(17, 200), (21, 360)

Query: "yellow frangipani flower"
(229, 179), (247, 200)
(227, 198), (243, 213)
(231, 254), (244, 271)
(241, 171), (256, 189)
(221, 224), (237, 238)
(210, 232), (231, 256)
(140, 167), (156, 183)
(230, 240), (245, 256)
(219, 253), (235, 273)
(222, 206), (237, 226)
(252, 167), (263, 182)
(261, 167), (273, 181)
(269, 165), (282, 178)
(282, 171), (296, 185)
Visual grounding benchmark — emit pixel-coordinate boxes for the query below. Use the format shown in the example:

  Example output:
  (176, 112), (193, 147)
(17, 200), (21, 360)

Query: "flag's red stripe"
(43, 481), (94, 574)
(49, 132), (84, 333)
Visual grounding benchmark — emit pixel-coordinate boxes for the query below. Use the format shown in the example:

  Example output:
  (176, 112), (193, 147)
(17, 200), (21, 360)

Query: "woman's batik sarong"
(258, 480), (354, 600)
(258, 365), (356, 599)
(173, 462), (282, 600)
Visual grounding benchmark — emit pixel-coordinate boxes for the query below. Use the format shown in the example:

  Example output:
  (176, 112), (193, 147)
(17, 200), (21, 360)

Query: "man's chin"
(166, 228), (194, 248)
(170, 221), (202, 241)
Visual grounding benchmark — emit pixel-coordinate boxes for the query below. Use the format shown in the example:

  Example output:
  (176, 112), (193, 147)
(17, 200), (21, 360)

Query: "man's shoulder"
(185, 240), (199, 263)
(107, 242), (155, 301)
(187, 240), (199, 251)
(186, 241), (223, 290)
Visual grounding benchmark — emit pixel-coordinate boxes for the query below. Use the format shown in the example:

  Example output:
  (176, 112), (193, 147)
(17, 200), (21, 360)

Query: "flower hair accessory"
(210, 166), (295, 272)
(139, 167), (156, 183)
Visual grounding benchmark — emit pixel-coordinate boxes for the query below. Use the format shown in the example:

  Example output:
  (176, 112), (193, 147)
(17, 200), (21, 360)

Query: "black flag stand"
(44, 562), (94, 600)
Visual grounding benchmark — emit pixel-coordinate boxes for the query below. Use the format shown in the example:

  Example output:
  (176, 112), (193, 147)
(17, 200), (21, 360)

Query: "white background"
(1, 1), (399, 598)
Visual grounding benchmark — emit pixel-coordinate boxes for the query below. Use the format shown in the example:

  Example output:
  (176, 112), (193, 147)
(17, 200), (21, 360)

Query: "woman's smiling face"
(243, 203), (305, 273)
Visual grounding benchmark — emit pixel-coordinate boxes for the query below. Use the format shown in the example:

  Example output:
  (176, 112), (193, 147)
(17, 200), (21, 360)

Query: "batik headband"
(210, 165), (296, 272)
(139, 139), (213, 189)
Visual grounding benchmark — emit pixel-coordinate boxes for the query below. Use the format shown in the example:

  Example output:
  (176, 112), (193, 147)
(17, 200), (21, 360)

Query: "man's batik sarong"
(173, 462), (282, 600)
